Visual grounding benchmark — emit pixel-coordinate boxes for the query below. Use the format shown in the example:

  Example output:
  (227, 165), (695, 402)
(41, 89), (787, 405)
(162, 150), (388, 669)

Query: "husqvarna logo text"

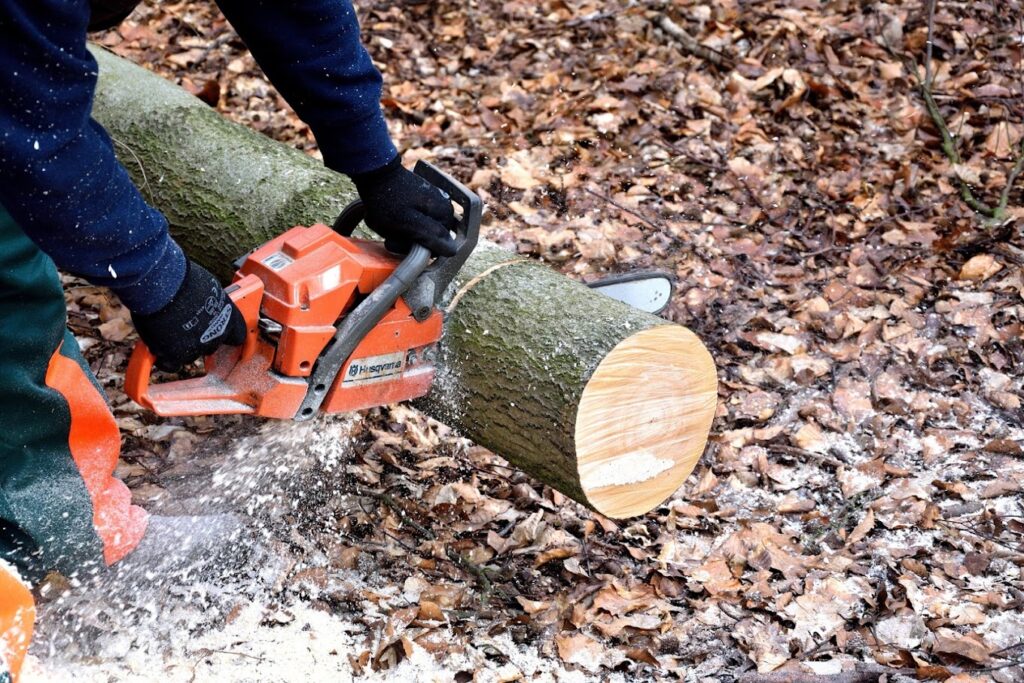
(342, 352), (405, 386)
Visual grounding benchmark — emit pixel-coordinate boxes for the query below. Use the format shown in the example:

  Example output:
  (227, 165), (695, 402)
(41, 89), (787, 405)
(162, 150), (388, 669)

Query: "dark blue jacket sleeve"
(0, 0), (187, 314)
(215, 0), (398, 175)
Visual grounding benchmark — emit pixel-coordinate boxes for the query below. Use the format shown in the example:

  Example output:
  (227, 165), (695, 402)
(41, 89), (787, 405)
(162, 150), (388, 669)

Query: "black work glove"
(131, 260), (246, 372)
(350, 156), (458, 257)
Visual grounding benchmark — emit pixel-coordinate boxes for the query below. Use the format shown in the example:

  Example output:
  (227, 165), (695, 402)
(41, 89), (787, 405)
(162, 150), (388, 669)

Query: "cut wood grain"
(576, 326), (717, 518)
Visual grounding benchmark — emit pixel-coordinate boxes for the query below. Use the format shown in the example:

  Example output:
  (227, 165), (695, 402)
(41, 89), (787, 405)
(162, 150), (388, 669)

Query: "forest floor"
(27, 0), (1024, 681)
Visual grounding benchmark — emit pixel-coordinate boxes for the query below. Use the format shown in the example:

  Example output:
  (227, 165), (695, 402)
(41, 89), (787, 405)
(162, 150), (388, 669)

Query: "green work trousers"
(0, 204), (146, 581)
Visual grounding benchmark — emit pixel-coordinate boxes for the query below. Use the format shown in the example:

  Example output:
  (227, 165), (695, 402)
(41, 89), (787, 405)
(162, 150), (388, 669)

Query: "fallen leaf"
(793, 422), (829, 454)
(951, 163), (983, 185)
(554, 633), (604, 672)
(933, 630), (992, 663)
(533, 546), (576, 568)
(958, 254), (1002, 281)
(846, 508), (875, 545)
(417, 600), (445, 622)
(98, 317), (134, 341)
(832, 378), (874, 422)
(500, 154), (542, 190)
(754, 332), (807, 355)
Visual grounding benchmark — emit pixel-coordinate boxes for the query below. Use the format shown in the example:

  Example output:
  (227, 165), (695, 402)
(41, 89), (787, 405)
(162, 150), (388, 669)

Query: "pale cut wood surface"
(575, 326), (718, 518)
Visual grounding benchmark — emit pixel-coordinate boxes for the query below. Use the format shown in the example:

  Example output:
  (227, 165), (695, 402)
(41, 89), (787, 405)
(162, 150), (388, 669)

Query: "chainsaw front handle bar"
(335, 161), (482, 322)
(299, 162), (481, 420)
(406, 160), (482, 318)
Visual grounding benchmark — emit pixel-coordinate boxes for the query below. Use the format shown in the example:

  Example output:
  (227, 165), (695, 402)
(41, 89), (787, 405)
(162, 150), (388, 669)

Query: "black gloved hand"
(350, 156), (458, 257)
(131, 260), (246, 372)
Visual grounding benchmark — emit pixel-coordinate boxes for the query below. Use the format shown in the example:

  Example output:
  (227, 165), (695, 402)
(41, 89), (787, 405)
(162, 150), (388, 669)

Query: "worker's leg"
(0, 560), (34, 683)
(0, 203), (147, 576)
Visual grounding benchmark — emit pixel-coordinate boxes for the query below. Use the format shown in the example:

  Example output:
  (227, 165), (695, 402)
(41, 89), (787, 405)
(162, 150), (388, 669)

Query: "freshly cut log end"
(575, 326), (718, 518)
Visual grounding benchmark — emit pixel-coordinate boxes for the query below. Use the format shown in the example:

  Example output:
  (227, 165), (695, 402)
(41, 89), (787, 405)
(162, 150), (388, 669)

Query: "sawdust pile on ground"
(29, 0), (1024, 680)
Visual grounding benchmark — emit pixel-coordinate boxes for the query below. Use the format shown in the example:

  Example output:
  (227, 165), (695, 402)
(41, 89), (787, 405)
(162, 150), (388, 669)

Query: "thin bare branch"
(738, 663), (915, 683)
(655, 15), (733, 68)
(583, 186), (665, 232)
(888, 2), (997, 218)
(917, 85), (996, 216)
(997, 139), (1024, 214)
(925, 0), (938, 87)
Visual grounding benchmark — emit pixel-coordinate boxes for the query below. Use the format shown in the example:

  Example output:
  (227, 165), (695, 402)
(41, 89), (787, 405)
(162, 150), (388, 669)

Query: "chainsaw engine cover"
(242, 223), (442, 414)
(125, 160), (481, 420)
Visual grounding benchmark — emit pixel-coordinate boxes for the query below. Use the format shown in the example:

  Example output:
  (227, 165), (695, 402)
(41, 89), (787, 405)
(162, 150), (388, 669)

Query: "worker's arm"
(0, 0), (185, 314)
(0, 0), (244, 368)
(215, 0), (457, 256)
(213, 0), (395, 176)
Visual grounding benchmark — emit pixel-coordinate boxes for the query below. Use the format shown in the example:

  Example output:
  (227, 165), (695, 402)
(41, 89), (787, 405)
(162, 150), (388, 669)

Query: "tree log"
(89, 46), (718, 518)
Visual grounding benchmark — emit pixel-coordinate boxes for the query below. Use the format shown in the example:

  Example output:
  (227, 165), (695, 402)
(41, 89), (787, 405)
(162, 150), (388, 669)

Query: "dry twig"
(583, 186), (665, 231)
(655, 15), (733, 68)
(354, 485), (436, 540)
(908, 0), (1023, 221)
(737, 663), (913, 683)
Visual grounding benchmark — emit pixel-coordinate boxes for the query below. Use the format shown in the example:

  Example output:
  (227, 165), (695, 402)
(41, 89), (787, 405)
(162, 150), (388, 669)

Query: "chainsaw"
(125, 161), (481, 421)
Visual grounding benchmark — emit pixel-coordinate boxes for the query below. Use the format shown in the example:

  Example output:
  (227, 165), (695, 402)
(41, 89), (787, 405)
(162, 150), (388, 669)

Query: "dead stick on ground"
(924, 0), (937, 87)
(737, 664), (914, 683)
(655, 15), (733, 68)
(354, 485), (436, 540)
(583, 187), (665, 232)
(445, 548), (499, 603)
(917, 84), (996, 216)
(356, 485), (507, 600)
(997, 140), (1024, 213)
(910, 0), (1024, 221)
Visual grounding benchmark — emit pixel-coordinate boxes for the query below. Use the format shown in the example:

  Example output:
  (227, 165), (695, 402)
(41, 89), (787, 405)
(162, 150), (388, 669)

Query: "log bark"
(89, 46), (718, 518)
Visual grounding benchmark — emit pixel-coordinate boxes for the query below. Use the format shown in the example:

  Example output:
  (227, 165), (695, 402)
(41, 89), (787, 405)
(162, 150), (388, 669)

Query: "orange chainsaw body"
(125, 223), (442, 418)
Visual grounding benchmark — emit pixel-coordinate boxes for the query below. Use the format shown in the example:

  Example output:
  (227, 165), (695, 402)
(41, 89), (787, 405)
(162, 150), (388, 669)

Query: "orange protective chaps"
(0, 562), (35, 682)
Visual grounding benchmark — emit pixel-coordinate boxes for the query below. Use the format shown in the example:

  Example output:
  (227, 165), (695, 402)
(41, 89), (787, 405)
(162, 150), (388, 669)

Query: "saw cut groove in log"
(89, 46), (718, 518)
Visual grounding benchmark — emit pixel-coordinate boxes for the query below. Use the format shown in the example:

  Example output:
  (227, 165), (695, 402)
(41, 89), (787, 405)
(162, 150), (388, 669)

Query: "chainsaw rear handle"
(125, 343), (159, 412)
(125, 275), (264, 415)
(333, 160), (481, 321)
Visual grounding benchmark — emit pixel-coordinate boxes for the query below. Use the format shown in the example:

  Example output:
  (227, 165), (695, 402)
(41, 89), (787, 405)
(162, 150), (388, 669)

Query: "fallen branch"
(655, 15), (733, 68)
(582, 186), (665, 232)
(355, 485), (504, 601)
(997, 139), (1024, 215)
(907, 0), (1023, 222)
(354, 486), (436, 540)
(737, 663), (913, 683)
(445, 547), (502, 604)
(916, 84), (996, 217)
